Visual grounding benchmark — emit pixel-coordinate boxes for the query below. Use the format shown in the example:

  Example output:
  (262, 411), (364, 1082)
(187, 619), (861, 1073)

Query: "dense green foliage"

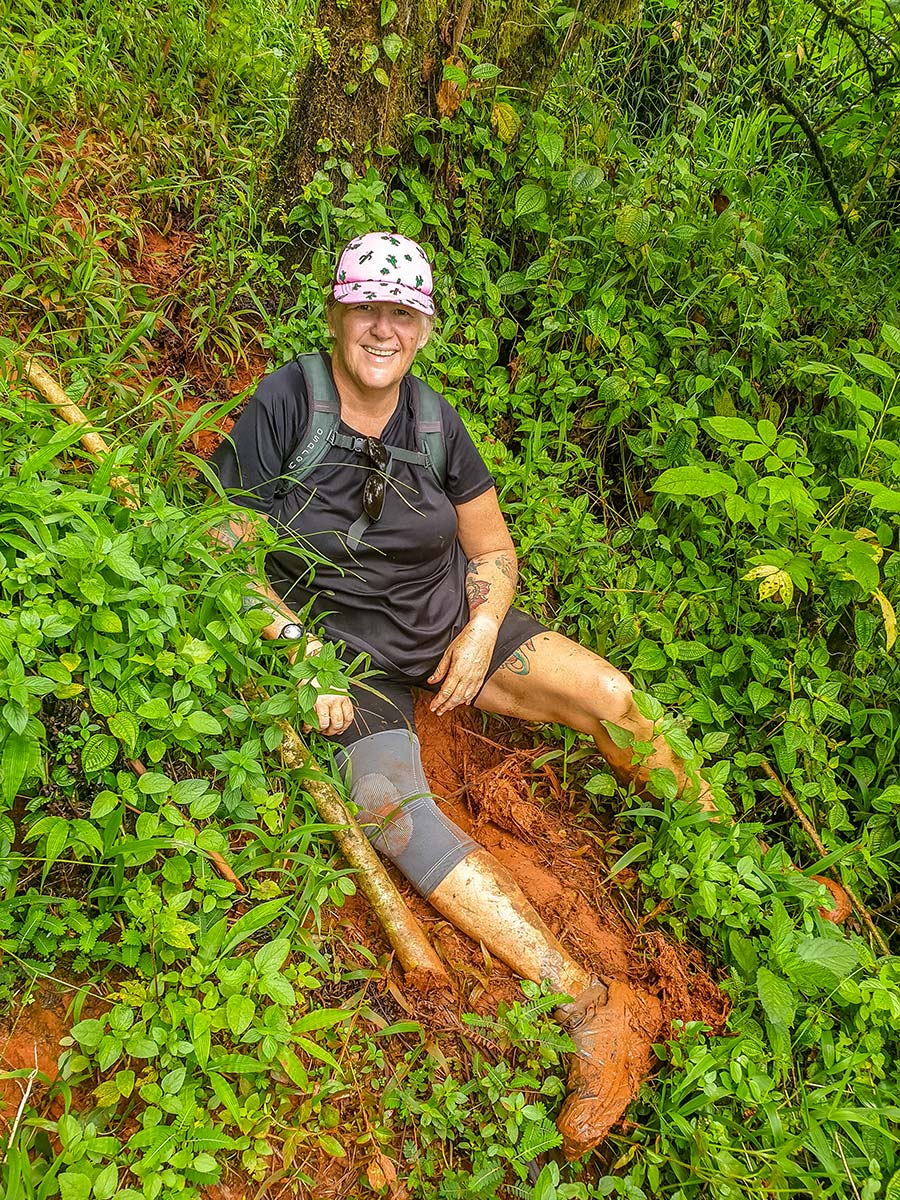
(2, 0), (900, 1196)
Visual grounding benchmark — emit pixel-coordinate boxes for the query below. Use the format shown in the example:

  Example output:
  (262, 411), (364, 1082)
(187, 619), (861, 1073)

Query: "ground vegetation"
(2, 0), (900, 1197)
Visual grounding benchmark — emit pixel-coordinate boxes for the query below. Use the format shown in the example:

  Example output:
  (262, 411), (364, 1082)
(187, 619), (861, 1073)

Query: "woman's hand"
(305, 689), (355, 737)
(428, 614), (499, 716)
(293, 639), (355, 736)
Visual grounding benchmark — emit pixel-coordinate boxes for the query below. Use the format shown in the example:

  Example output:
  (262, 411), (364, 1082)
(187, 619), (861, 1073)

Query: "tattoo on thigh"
(502, 637), (536, 675)
(466, 578), (491, 610)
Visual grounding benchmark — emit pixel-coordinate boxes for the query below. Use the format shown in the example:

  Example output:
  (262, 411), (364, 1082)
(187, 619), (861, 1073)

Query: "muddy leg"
(427, 848), (592, 994)
(475, 631), (718, 812)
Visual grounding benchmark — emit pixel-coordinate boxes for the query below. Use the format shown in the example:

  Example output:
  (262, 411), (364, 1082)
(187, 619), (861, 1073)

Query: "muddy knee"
(594, 666), (641, 728)
(336, 730), (479, 896)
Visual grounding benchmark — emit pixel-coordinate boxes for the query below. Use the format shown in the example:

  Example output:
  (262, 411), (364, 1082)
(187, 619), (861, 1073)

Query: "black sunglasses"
(361, 436), (389, 522)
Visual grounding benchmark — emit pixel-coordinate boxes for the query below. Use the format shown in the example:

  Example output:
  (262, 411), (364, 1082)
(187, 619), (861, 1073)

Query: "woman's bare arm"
(428, 489), (518, 714)
(209, 510), (321, 646)
(209, 509), (356, 734)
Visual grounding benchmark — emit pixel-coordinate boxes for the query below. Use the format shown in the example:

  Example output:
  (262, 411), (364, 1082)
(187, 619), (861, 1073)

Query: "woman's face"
(329, 301), (431, 398)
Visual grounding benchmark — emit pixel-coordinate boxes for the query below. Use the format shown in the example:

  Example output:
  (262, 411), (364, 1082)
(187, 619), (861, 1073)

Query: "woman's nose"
(370, 308), (394, 338)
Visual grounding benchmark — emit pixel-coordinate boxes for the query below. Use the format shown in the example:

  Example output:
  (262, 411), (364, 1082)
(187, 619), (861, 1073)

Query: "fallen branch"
(760, 760), (889, 955)
(20, 357), (136, 503)
(243, 686), (448, 987)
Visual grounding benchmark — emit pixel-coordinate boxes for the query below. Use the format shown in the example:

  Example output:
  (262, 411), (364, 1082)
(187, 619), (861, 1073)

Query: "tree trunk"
(266, 0), (634, 219)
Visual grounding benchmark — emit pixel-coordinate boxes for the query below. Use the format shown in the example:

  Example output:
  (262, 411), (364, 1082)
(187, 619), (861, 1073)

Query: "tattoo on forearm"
(466, 578), (491, 610)
(495, 553), (516, 581)
(502, 638), (536, 676)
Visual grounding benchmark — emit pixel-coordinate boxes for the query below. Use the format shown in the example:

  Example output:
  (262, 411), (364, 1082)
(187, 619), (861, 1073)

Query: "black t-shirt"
(211, 357), (495, 682)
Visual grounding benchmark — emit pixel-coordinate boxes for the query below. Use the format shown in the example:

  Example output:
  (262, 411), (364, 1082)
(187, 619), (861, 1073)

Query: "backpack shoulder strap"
(277, 352), (340, 494)
(410, 374), (447, 489)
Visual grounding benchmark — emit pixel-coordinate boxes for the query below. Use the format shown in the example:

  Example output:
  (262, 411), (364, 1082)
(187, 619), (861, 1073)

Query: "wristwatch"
(277, 623), (306, 641)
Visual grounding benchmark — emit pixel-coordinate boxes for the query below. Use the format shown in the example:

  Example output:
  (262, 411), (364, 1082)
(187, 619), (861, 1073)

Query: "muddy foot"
(556, 979), (659, 1160)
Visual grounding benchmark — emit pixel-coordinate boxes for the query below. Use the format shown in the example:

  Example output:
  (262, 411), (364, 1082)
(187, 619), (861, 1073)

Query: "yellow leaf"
(873, 589), (897, 651)
(854, 527), (884, 562)
(743, 563), (778, 581)
(491, 102), (521, 142)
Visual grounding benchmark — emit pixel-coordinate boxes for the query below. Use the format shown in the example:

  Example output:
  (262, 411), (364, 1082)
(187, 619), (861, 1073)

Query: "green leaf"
(226, 994), (255, 1038)
(93, 1162), (118, 1200)
(756, 966), (796, 1029)
(615, 205), (651, 247)
(795, 936), (859, 980)
(190, 791), (221, 820)
(137, 771), (171, 796)
(261, 973), (296, 1007)
(219, 898), (287, 958)
(90, 790), (119, 820)
(853, 351), (894, 380)
(651, 466), (737, 498)
(254, 938), (290, 975)
(71, 1018), (105, 1050)
(91, 610), (123, 634)
(471, 61), (501, 80)
(108, 712), (139, 751)
(514, 183), (547, 221)
(881, 323), (900, 355)
(373, 66), (390, 87)
(2, 730), (37, 804)
(704, 416), (760, 443)
(187, 711), (223, 736)
(318, 1133), (345, 1158)
(58, 1171), (92, 1200)
(568, 165), (604, 194)
(294, 1007), (351, 1033)
(381, 32), (402, 61)
(81, 734), (118, 774)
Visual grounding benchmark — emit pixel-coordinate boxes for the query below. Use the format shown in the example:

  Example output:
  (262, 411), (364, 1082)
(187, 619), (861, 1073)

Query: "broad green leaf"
(569, 165), (604, 193)
(2, 730), (37, 804)
(91, 609), (122, 633)
(853, 351), (894, 380)
(491, 102), (520, 142)
(93, 1162), (118, 1200)
(226, 994), (255, 1037)
(381, 32), (402, 61)
(219, 898), (287, 958)
(58, 1171), (92, 1200)
(756, 966), (796, 1029)
(261, 973), (296, 1007)
(651, 466), (737, 498)
(254, 937), (290, 976)
(137, 771), (171, 795)
(882, 323), (900, 355)
(81, 733), (118, 774)
(615, 205), (651, 247)
(514, 183), (547, 221)
(704, 416), (759, 443)
(795, 937), (859, 980)
(108, 712), (139, 751)
(294, 1007), (352, 1033)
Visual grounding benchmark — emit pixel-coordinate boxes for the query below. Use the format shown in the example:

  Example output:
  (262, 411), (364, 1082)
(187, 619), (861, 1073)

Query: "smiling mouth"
(363, 346), (398, 359)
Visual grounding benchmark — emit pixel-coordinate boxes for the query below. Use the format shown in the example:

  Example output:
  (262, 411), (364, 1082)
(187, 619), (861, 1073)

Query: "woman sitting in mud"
(211, 232), (714, 1159)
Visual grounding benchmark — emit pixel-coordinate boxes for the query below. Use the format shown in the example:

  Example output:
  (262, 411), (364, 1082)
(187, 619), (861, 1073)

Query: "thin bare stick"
(6, 1048), (39, 1144)
(760, 760), (889, 955)
(19, 357), (136, 502)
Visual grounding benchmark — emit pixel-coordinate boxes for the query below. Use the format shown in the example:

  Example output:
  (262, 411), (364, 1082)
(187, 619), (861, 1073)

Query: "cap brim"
(332, 279), (434, 317)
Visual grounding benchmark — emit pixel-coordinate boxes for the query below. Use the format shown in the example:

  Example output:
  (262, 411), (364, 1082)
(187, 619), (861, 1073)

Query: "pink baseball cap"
(332, 231), (435, 317)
